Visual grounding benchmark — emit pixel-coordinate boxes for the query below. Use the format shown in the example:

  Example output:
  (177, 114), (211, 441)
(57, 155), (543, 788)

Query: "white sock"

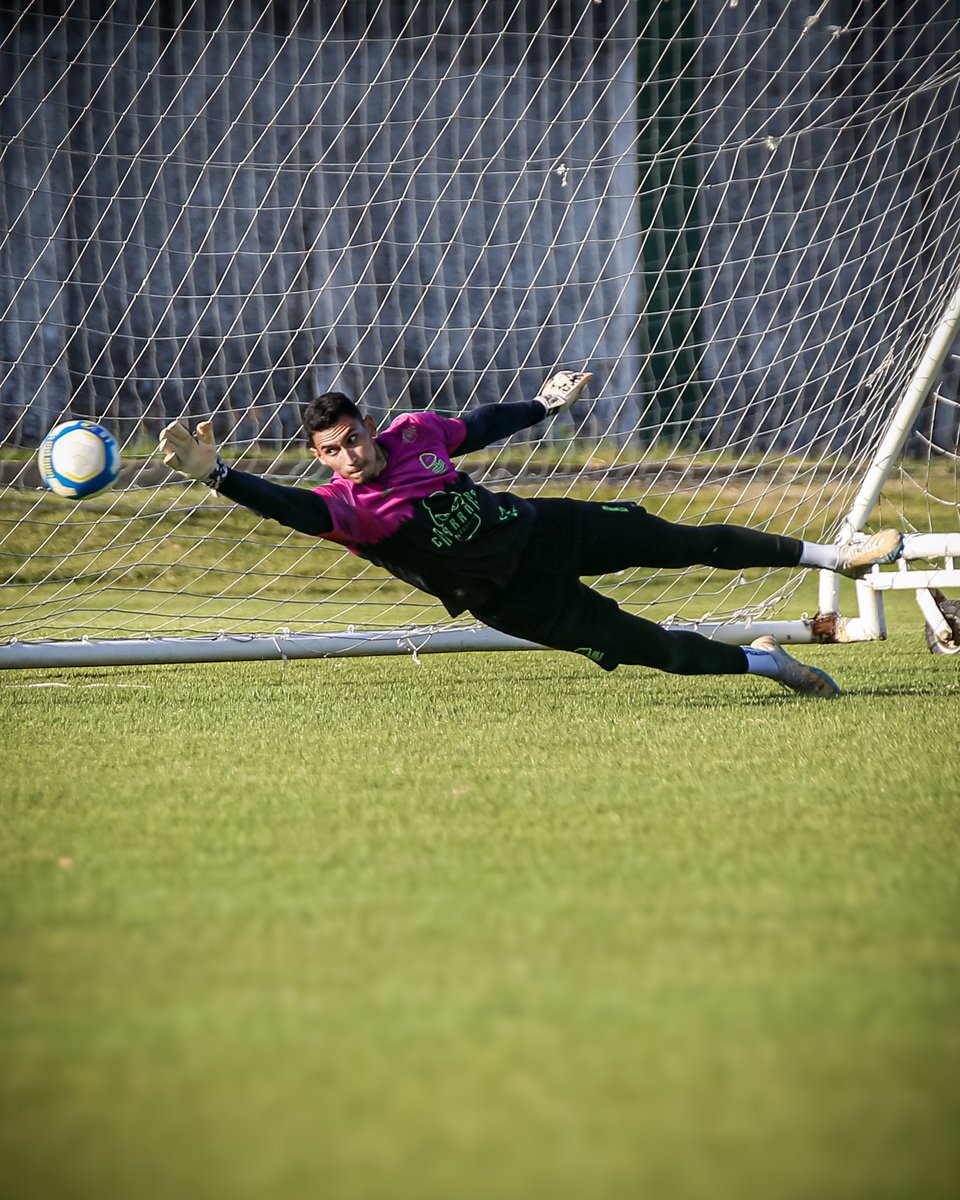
(742, 647), (781, 678)
(799, 540), (839, 571)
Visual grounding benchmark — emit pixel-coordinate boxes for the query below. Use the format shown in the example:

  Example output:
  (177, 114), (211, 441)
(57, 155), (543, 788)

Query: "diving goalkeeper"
(159, 373), (902, 698)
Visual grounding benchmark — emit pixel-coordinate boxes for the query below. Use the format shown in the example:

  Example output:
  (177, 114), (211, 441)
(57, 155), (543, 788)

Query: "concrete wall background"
(1, 0), (958, 452)
(697, 0), (960, 454)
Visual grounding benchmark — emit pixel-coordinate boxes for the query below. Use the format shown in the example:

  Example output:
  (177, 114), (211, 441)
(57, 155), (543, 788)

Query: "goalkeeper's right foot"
(835, 529), (903, 577)
(750, 635), (842, 699)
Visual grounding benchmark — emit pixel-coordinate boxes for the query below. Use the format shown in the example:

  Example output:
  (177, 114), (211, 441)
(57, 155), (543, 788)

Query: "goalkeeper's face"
(308, 415), (385, 484)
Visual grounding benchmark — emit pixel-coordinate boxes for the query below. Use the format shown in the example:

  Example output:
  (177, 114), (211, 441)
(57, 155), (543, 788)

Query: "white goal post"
(1, 0), (959, 671)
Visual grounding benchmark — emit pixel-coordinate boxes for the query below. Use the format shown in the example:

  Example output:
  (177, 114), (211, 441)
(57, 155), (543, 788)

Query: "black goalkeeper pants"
(471, 499), (804, 675)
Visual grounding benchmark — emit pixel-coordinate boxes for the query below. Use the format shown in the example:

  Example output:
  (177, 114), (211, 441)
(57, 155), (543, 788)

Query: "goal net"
(2, 0), (959, 666)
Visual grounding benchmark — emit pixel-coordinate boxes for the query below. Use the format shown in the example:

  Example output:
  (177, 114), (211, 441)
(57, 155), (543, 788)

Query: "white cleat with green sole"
(750, 635), (842, 699)
(835, 529), (903, 577)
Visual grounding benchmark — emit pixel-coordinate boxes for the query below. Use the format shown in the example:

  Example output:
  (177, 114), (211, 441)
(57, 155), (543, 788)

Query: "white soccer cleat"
(750, 635), (842, 699)
(835, 529), (903, 577)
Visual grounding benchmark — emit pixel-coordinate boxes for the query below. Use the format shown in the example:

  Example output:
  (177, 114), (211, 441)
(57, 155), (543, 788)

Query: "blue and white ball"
(38, 420), (121, 500)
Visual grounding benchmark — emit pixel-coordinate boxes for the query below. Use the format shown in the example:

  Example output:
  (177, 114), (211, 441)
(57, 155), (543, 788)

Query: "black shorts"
(472, 564), (649, 670)
(470, 499), (801, 674)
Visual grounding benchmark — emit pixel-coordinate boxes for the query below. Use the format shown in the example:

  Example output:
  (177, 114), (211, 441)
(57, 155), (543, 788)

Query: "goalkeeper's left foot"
(749, 635), (842, 699)
(835, 529), (903, 577)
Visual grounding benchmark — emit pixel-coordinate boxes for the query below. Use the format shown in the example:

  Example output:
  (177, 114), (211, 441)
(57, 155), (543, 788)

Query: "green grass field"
(1, 587), (958, 1200)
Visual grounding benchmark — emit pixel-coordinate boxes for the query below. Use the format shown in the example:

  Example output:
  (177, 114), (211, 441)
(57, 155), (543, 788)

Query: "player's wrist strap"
(204, 456), (229, 490)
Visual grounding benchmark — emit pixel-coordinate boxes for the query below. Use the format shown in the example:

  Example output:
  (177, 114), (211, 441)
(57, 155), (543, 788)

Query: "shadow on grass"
(841, 683), (959, 698)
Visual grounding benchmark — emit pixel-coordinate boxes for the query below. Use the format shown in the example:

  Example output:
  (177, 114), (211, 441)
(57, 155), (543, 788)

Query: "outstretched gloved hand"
(159, 420), (223, 484)
(535, 370), (594, 414)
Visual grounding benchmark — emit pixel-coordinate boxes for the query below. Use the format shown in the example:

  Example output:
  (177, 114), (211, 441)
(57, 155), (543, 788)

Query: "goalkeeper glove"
(535, 370), (594, 415)
(159, 420), (228, 488)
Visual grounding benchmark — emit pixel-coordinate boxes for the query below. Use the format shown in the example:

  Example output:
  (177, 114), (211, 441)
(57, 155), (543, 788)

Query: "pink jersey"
(311, 410), (535, 614)
(313, 411), (468, 548)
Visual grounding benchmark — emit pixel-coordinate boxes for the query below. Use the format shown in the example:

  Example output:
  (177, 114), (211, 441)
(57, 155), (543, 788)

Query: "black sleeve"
(216, 468), (333, 537)
(455, 399), (547, 454)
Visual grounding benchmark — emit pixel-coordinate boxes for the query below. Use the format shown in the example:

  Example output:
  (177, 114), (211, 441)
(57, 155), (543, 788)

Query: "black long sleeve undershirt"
(215, 399), (547, 535)
(456, 399), (547, 454)
(217, 468), (334, 535)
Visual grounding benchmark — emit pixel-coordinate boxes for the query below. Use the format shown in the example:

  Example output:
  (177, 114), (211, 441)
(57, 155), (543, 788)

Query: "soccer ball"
(38, 420), (121, 500)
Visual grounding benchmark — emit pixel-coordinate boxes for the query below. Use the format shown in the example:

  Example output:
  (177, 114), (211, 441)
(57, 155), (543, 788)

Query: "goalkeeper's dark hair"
(302, 392), (364, 444)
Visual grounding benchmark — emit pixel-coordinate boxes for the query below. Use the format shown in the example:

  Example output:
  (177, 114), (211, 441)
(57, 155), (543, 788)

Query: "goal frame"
(2, 3), (959, 672)
(3, 278), (959, 672)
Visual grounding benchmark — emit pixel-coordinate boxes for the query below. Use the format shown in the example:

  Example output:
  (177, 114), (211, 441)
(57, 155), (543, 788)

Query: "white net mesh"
(2, 0), (959, 650)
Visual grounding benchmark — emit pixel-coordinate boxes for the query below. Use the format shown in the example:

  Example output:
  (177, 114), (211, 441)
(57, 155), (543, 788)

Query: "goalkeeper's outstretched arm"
(159, 420), (333, 536)
(455, 371), (593, 454)
(157, 368), (593, 529)
(455, 400), (549, 454)
(218, 469), (333, 536)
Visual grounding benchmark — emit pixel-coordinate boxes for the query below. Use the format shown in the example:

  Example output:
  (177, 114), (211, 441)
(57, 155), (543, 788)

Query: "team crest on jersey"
(419, 452), (447, 474)
(402, 426), (417, 443)
(423, 488), (482, 547)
